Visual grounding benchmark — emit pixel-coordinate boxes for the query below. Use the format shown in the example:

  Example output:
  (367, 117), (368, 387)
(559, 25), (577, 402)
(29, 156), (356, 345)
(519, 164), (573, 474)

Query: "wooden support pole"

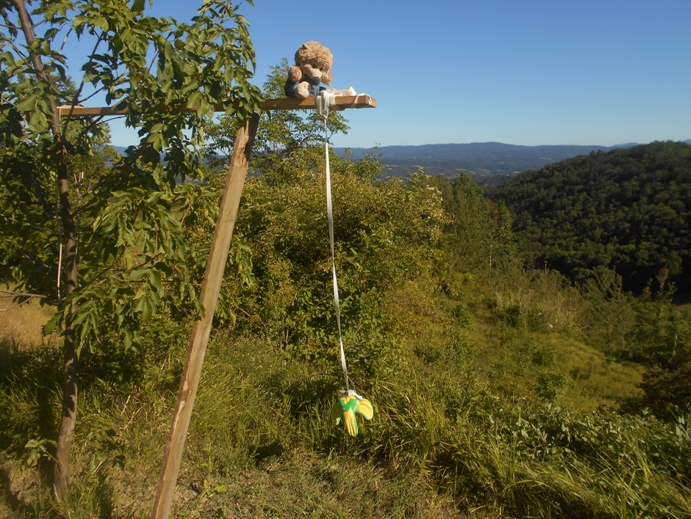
(151, 113), (260, 519)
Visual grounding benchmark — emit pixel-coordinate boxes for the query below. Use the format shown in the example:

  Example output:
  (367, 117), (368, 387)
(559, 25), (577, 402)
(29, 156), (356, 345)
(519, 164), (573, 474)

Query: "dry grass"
(553, 336), (645, 412)
(0, 284), (55, 349)
(462, 320), (644, 413)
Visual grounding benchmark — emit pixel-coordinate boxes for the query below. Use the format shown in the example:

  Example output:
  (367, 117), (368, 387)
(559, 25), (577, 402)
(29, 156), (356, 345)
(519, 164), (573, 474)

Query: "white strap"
(317, 89), (368, 118)
(339, 389), (364, 399)
(316, 91), (336, 117)
(319, 92), (350, 391)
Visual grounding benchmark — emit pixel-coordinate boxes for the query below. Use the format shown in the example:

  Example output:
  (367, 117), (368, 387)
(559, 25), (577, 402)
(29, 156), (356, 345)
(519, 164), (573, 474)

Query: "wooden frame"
(57, 95), (376, 519)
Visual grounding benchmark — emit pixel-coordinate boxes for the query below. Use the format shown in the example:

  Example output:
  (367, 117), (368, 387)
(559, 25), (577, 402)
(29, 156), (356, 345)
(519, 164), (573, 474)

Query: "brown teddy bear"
(284, 41), (333, 99)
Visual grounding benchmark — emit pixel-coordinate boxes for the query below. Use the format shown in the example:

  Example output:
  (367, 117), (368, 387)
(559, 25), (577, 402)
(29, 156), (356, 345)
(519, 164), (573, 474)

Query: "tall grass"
(1, 268), (689, 517)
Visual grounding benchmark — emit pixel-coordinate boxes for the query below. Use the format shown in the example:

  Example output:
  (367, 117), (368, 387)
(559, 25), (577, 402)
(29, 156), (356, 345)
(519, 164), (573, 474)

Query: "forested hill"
(489, 141), (691, 294)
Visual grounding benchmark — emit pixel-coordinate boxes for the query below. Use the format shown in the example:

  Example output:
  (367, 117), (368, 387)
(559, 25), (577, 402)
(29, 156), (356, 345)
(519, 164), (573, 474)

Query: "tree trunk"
(12, 0), (80, 502)
(52, 140), (79, 502)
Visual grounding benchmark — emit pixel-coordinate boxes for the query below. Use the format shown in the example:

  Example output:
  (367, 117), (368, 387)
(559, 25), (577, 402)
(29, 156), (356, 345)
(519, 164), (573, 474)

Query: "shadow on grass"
(281, 374), (340, 420)
(0, 465), (24, 513)
(96, 471), (114, 519)
(248, 440), (284, 464)
(0, 338), (62, 453)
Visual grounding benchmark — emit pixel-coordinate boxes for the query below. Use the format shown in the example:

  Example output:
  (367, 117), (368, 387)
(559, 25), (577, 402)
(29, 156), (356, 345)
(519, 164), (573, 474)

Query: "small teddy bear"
(284, 41), (333, 99)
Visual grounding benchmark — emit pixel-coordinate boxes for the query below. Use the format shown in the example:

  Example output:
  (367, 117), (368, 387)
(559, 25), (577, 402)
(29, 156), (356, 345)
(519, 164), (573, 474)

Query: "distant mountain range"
(336, 140), (691, 177)
(334, 142), (629, 177)
(111, 139), (691, 178)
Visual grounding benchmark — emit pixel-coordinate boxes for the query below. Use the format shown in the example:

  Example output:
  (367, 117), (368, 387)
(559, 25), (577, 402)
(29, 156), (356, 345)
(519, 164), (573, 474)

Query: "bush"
(228, 156), (448, 369)
(536, 371), (569, 401)
(625, 366), (691, 422)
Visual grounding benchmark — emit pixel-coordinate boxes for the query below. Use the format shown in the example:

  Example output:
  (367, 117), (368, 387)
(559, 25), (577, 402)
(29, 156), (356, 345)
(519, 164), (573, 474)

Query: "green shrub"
(625, 366), (691, 422)
(536, 371), (569, 401)
(532, 342), (556, 367)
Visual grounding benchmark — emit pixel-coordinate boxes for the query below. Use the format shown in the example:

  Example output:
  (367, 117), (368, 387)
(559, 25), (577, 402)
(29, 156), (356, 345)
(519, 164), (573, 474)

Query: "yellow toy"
(332, 390), (374, 436)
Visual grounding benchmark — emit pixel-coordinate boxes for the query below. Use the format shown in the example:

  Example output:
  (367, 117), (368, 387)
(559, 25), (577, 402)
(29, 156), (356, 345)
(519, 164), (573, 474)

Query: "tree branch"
(11, 0), (79, 503)
(0, 212), (57, 234)
(10, 1), (65, 102)
(0, 289), (48, 299)
(0, 302), (33, 311)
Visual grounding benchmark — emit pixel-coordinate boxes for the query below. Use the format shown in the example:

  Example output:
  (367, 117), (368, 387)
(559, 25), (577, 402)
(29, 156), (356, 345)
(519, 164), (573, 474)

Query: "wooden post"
(151, 114), (260, 519)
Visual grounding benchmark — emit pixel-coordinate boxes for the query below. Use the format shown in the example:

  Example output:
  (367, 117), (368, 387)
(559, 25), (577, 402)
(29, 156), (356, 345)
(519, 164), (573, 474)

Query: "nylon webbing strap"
(318, 93), (350, 391)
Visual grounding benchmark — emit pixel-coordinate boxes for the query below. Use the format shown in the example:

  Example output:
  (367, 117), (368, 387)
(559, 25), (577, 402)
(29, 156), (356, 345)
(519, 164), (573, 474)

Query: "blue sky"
(79, 0), (691, 149)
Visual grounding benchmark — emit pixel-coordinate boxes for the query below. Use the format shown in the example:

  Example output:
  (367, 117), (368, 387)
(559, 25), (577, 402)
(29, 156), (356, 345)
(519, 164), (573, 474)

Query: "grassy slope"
(1, 282), (668, 518)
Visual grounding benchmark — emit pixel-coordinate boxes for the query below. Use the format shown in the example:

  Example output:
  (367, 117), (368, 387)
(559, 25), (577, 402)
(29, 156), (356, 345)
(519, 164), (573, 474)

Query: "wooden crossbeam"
(261, 95), (376, 111)
(56, 95), (376, 118)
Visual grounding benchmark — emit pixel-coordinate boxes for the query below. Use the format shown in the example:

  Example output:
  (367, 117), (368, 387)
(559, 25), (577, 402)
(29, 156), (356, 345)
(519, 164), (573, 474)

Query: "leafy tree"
(203, 62), (451, 380)
(0, 0), (261, 500)
(580, 267), (638, 356)
(634, 365), (691, 421)
(218, 153), (448, 385)
(419, 174), (518, 281)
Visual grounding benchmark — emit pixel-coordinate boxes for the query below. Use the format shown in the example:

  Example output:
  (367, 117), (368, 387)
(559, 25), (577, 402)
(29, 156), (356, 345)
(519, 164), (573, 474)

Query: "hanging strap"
(318, 92), (350, 392)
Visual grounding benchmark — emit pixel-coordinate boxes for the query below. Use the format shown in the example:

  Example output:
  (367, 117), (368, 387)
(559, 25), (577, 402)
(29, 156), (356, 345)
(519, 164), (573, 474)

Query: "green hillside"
(3, 145), (690, 517)
(488, 141), (691, 295)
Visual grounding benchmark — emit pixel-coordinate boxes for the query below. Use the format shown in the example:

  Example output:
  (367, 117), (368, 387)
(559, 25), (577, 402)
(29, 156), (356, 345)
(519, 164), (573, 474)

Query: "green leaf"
(136, 297), (153, 320)
(16, 94), (38, 112)
(129, 268), (149, 281)
(123, 330), (133, 350)
(196, 99), (212, 119)
(150, 270), (163, 293)
(93, 17), (109, 32)
(44, 314), (60, 335)
(186, 91), (202, 109)
(132, 0), (145, 13)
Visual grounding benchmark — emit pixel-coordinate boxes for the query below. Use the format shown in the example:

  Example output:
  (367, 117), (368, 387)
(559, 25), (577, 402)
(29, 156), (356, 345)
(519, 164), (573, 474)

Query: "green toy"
(332, 390), (374, 437)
